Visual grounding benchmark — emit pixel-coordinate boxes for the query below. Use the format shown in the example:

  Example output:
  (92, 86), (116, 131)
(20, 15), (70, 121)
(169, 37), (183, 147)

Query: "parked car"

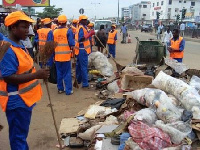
(141, 24), (152, 32)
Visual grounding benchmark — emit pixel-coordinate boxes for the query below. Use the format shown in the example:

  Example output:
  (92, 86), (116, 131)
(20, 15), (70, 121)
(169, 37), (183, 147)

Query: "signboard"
(154, 7), (161, 10)
(3, 0), (50, 7)
(79, 8), (84, 14)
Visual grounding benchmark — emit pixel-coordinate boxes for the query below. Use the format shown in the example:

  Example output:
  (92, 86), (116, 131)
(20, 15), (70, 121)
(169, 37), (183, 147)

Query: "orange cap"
(79, 15), (88, 21)
(58, 15), (67, 23)
(4, 11), (35, 27)
(111, 24), (116, 28)
(43, 18), (51, 25)
(88, 23), (94, 27)
(72, 19), (78, 24)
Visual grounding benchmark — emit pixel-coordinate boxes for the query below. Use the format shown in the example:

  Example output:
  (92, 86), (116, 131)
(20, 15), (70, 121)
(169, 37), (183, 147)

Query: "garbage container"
(135, 41), (166, 65)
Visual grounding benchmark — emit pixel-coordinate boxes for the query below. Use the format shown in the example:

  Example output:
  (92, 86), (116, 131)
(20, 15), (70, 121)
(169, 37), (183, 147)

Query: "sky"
(0, 0), (141, 19)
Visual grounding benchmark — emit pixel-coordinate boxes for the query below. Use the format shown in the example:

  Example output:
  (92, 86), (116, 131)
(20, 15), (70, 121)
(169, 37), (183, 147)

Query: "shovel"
(72, 49), (79, 88)
(94, 35), (125, 72)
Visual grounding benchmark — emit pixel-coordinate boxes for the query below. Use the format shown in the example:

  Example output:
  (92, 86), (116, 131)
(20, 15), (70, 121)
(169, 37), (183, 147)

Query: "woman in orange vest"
(0, 11), (49, 150)
(87, 22), (95, 52)
(74, 15), (94, 88)
(168, 29), (185, 63)
(107, 25), (117, 58)
(53, 15), (75, 95)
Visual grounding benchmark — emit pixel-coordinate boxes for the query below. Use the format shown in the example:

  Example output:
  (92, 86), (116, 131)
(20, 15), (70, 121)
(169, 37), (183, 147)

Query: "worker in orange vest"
(168, 29), (185, 62)
(53, 15), (75, 95)
(107, 24), (117, 58)
(0, 11), (49, 149)
(87, 22), (95, 51)
(74, 15), (95, 88)
(35, 18), (54, 66)
(71, 19), (78, 37)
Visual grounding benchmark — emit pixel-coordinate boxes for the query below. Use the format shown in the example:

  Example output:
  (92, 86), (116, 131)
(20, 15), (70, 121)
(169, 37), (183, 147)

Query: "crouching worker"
(0, 11), (50, 150)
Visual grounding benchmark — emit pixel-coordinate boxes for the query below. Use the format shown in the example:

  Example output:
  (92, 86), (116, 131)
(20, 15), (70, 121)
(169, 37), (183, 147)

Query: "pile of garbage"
(58, 54), (200, 149)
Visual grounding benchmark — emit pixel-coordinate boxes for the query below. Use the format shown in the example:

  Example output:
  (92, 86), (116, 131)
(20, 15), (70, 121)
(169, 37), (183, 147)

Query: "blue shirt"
(0, 37), (35, 110)
(78, 24), (88, 49)
(169, 37), (185, 52)
(0, 33), (3, 40)
(121, 26), (127, 33)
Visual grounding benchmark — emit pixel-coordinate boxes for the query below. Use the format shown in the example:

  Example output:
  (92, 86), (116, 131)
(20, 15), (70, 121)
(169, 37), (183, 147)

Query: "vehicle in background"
(94, 20), (112, 33)
(141, 24), (153, 32)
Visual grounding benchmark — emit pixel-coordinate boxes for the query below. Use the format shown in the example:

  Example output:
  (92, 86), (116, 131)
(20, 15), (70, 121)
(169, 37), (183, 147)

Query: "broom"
(94, 35), (125, 72)
(0, 41), (11, 60)
(40, 41), (63, 150)
(72, 48), (79, 88)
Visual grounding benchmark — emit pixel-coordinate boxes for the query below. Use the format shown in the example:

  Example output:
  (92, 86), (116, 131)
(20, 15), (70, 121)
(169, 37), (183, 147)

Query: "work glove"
(84, 29), (95, 39)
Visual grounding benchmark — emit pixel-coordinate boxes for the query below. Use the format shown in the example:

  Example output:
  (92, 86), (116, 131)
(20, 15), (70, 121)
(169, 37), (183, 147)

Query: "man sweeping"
(74, 15), (94, 88)
(0, 11), (49, 150)
(53, 15), (75, 95)
(35, 18), (54, 66)
(107, 24), (117, 58)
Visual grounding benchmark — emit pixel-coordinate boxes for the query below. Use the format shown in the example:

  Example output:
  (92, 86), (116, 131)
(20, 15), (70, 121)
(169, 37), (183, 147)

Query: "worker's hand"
(35, 69), (50, 79)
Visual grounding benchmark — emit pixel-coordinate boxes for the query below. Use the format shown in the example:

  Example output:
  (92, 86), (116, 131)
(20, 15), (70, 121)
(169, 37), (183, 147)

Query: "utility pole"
(118, 0), (119, 24)
(91, 2), (100, 19)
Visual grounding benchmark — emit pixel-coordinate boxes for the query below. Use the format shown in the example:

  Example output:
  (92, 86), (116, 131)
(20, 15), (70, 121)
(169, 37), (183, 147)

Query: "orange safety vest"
(107, 30), (117, 44)
(74, 25), (91, 55)
(53, 28), (72, 62)
(170, 37), (184, 59)
(37, 28), (51, 52)
(0, 46), (42, 112)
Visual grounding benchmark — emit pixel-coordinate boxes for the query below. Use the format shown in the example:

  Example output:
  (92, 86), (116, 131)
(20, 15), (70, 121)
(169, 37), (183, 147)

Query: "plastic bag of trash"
(107, 80), (120, 93)
(134, 108), (158, 126)
(88, 52), (113, 77)
(121, 66), (144, 76)
(189, 75), (200, 93)
(152, 71), (200, 114)
(131, 88), (182, 123)
(164, 58), (189, 74)
(155, 120), (192, 144)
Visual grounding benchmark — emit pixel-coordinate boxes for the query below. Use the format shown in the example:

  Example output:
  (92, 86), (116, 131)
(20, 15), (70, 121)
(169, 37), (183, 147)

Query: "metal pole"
(118, 0), (119, 24)
(28, 7), (31, 16)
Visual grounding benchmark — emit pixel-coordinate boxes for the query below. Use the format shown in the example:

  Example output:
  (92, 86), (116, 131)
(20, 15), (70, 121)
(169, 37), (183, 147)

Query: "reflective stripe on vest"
(53, 28), (71, 62)
(74, 25), (91, 55)
(170, 36), (184, 59)
(37, 28), (51, 51)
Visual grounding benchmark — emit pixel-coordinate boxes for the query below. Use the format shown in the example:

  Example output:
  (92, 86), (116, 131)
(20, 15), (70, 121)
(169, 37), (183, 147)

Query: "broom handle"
(94, 35), (118, 64)
(44, 81), (62, 150)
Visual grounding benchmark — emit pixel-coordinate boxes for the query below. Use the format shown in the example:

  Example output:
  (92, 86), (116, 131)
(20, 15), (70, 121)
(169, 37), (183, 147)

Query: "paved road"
(0, 30), (199, 150)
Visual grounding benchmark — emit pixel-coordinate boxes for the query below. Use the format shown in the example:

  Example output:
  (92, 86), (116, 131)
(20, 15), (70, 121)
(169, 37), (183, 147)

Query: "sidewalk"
(150, 33), (200, 43)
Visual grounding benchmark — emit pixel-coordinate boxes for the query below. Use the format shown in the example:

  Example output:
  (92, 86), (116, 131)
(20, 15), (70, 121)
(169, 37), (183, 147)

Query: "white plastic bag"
(88, 52), (113, 77)
(107, 80), (120, 93)
(189, 75), (200, 93)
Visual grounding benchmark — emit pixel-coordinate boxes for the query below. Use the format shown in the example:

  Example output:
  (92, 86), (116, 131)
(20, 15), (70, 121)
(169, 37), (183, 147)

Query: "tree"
(37, 5), (62, 19)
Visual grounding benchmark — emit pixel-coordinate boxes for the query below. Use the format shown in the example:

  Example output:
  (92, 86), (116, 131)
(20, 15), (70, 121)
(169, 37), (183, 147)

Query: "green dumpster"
(135, 41), (166, 65)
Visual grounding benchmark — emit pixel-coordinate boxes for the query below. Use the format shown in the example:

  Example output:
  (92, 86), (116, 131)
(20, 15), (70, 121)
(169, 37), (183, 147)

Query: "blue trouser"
(76, 50), (89, 87)
(108, 44), (116, 58)
(6, 108), (32, 150)
(174, 58), (183, 63)
(55, 61), (72, 95)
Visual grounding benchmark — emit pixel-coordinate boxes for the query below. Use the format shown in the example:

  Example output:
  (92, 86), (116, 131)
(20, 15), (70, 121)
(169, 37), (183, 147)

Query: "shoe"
(66, 91), (74, 95)
(58, 90), (65, 94)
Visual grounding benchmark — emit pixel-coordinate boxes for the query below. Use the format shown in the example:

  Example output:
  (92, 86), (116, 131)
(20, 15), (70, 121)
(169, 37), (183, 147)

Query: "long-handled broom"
(0, 41), (11, 60)
(94, 35), (125, 72)
(40, 41), (63, 150)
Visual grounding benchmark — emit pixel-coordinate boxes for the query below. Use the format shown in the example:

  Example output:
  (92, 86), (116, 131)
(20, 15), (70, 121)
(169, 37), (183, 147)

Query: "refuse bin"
(135, 40), (166, 65)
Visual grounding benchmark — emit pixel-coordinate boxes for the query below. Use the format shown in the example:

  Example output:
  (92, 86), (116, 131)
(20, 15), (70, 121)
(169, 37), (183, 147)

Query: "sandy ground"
(0, 30), (200, 150)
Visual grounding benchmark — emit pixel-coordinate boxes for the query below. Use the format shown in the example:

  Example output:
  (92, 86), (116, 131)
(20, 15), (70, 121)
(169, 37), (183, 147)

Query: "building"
(150, 0), (200, 22)
(130, 1), (151, 24)
(121, 7), (130, 21)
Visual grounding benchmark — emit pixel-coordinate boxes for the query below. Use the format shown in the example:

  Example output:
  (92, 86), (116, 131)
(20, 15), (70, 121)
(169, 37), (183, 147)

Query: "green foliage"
(176, 14), (180, 21)
(182, 9), (187, 19)
(36, 5), (62, 19)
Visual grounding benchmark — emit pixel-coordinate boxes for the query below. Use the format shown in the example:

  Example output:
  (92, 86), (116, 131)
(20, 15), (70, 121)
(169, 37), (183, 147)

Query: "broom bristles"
(0, 41), (11, 60)
(40, 41), (57, 65)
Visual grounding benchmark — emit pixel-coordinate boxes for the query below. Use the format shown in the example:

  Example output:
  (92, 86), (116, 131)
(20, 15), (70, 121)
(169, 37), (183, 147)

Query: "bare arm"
(4, 69), (50, 84)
